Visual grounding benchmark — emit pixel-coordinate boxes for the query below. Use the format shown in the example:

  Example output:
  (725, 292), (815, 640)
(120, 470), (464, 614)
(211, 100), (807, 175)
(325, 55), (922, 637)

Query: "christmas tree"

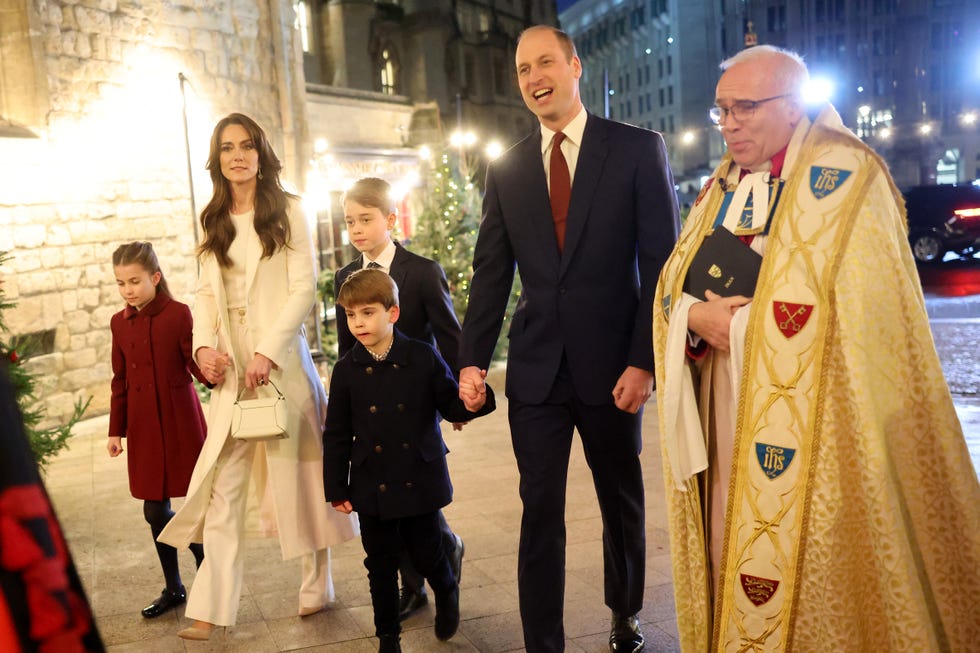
(0, 251), (90, 469)
(408, 148), (520, 361)
(408, 150), (483, 317)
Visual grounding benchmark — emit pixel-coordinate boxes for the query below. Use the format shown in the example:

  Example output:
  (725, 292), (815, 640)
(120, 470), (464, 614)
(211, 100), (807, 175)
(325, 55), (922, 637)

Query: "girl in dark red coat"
(108, 242), (208, 619)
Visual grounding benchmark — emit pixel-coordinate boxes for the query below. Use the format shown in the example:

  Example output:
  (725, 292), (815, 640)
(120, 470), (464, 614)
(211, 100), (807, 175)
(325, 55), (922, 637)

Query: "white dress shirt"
(539, 106), (587, 192)
(362, 240), (396, 272)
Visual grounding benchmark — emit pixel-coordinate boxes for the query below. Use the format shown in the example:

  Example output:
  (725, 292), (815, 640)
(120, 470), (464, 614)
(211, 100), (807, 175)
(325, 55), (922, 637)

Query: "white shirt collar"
(540, 105), (587, 153)
(363, 240), (397, 270)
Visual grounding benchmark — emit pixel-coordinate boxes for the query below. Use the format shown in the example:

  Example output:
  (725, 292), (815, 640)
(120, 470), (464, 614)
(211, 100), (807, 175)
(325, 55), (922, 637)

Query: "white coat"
(159, 198), (358, 560)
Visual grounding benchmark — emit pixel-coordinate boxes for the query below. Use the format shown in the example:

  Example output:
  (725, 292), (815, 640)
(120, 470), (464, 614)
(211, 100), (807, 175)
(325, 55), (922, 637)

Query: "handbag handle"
(235, 378), (284, 402)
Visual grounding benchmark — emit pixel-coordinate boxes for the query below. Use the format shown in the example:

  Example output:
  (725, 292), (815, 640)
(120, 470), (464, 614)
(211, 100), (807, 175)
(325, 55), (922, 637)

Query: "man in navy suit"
(458, 25), (679, 653)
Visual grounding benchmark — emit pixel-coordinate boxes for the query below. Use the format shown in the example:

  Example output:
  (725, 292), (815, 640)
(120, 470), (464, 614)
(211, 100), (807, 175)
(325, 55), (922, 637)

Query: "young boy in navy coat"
(335, 177), (465, 620)
(323, 269), (494, 653)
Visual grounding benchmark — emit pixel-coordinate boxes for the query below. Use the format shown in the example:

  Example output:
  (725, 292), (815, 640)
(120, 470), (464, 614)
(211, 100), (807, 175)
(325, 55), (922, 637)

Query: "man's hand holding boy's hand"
(331, 500), (353, 514)
(459, 366), (488, 412)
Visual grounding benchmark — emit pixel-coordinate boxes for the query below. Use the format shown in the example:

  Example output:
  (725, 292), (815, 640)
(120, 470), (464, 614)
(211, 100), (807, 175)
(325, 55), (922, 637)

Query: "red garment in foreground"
(0, 362), (104, 652)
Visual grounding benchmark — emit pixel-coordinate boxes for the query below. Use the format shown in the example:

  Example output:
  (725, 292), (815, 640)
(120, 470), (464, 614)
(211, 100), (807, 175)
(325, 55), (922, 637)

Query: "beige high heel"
(297, 604), (325, 617)
(177, 620), (215, 641)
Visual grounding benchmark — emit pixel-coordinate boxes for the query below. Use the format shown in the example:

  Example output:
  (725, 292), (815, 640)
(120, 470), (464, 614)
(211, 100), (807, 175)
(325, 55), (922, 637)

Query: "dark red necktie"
(549, 132), (571, 251)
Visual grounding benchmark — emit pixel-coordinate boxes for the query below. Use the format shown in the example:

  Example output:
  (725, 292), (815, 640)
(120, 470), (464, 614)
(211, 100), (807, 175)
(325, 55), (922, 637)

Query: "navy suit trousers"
(508, 357), (646, 652)
(359, 510), (454, 637)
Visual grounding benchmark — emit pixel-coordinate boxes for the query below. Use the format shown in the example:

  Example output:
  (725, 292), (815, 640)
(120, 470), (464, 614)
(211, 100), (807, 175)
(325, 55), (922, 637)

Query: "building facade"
(561, 0), (980, 189)
(0, 0), (555, 426)
(741, 0), (979, 186)
(559, 0), (729, 199)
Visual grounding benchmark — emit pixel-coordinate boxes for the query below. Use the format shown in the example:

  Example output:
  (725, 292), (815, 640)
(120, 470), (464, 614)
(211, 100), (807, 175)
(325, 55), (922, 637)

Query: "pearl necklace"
(365, 338), (394, 362)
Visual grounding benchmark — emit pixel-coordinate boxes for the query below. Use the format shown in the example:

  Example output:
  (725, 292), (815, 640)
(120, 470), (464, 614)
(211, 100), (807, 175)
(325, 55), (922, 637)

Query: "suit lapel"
(561, 115), (607, 276)
(388, 244), (409, 289)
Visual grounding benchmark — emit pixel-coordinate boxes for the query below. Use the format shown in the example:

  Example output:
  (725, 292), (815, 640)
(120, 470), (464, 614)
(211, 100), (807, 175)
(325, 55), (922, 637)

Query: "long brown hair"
(198, 113), (295, 267)
(112, 241), (172, 298)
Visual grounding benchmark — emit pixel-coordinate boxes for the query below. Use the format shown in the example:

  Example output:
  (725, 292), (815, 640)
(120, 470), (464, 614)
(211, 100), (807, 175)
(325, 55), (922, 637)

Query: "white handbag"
(230, 379), (289, 441)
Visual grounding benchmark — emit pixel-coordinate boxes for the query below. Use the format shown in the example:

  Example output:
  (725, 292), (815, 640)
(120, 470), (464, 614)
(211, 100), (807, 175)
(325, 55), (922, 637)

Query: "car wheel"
(910, 233), (944, 263)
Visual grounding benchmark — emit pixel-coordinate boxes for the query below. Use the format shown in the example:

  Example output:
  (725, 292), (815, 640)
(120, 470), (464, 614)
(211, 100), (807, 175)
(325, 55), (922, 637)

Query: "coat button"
(404, 481), (413, 489)
(366, 367), (374, 374)
(393, 363), (400, 369)
(378, 483), (387, 493)
(402, 442), (409, 450)
(374, 445), (382, 453)
(397, 403), (406, 412)
(369, 405), (377, 413)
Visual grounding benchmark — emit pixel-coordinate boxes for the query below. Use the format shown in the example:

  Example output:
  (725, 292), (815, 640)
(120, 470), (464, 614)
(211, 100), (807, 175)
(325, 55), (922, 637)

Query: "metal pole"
(603, 66), (610, 119)
(178, 73), (200, 258)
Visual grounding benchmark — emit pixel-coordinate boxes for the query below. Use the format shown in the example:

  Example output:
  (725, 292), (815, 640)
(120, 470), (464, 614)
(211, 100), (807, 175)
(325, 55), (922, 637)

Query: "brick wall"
(1, 0), (303, 425)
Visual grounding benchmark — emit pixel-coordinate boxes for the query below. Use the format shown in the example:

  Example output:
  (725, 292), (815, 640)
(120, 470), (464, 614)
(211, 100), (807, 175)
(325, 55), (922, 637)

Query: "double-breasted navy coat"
(109, 293), (207, 501)
(322, 330), (494, 520)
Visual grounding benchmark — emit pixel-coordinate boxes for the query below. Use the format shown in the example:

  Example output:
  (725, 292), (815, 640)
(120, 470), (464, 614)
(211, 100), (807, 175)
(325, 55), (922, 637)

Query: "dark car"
(903, 184), (980, 263)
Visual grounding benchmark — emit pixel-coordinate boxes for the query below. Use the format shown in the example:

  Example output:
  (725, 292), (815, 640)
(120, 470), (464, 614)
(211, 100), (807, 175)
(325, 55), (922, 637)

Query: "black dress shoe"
(397, 585), (428, 621)
(141, 587), (186, 618)
(433, 585), (459, 641)
(378, 633), (402, 653)
(449, 533), (465, 584)
(609, 613), (644, 652)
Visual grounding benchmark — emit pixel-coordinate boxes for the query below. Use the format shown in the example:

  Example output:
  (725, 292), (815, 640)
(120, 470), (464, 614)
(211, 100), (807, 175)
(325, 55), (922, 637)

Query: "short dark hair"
(342, 177), (396, 215)
(517, 25), (578, 62)
(336, 268), (399, 310)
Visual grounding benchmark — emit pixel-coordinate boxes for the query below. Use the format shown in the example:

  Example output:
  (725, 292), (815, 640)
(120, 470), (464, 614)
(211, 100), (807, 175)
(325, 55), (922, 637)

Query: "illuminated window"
(294, 1), (314, 54)
(0, 2), (49, 137)
(380, 48), (397, 95)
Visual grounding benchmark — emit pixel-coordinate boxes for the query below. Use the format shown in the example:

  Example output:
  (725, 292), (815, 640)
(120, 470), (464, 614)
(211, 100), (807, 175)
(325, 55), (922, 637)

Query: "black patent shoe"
(433, 585), (459, 641)
(141, 586), (186, 618)
(609, 613), (644, 652)
(397, 585), (428, 621)
(449, 533), (465, 583)
(378, 633), (402, 653)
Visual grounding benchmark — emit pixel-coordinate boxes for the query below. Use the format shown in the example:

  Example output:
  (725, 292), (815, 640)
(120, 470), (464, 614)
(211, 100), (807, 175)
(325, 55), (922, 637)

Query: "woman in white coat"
(159, 113), (358, 640)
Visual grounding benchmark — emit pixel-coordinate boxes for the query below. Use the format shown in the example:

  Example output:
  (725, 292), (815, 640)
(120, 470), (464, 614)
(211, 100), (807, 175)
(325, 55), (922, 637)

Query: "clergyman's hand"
(687, 290), (751, 352)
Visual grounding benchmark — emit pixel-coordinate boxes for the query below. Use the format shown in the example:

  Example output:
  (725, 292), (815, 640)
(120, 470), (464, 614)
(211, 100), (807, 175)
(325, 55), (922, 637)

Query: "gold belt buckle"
(238, 308), (246, 325)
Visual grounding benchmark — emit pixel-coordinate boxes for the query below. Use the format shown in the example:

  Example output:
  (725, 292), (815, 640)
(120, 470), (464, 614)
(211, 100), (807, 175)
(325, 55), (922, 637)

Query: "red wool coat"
(109, 293), (207, 501)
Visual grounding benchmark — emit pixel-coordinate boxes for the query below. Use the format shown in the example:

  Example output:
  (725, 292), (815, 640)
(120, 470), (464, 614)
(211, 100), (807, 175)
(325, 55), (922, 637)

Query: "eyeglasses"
(709, 94), (792, 125)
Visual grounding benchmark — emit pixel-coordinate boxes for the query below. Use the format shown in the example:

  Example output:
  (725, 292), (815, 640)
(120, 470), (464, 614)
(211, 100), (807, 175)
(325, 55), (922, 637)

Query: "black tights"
(143, 500), (204, 592)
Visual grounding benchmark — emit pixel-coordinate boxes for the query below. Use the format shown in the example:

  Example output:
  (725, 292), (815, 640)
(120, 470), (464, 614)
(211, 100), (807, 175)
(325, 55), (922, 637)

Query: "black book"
(682, 226), (763, 299)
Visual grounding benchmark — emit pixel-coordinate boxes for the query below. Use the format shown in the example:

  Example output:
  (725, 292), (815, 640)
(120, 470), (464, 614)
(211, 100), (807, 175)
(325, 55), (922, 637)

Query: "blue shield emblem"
(810, 166), (852, 199)
(755, 442), (796, 479)
(662, 295), (671, 320)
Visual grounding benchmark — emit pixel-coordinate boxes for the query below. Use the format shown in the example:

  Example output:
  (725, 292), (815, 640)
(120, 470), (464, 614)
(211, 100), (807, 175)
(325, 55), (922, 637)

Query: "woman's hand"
(197, 347), (231, 385)
(245, 352), (276, 390)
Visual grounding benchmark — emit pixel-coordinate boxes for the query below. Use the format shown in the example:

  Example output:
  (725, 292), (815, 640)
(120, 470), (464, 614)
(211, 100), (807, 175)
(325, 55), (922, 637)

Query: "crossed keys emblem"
(773, 301), (814, 339)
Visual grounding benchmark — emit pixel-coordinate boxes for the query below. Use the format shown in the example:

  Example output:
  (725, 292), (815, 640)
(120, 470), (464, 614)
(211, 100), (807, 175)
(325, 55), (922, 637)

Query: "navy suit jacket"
(460, 114), (679, 405)
(335, 241), (461, 371)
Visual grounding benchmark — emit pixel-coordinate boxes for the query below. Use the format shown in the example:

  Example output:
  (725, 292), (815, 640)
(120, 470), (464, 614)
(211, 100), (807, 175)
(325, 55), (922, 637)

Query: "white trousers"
(184, 308), (333, 625)
(183, 435), (334, 625)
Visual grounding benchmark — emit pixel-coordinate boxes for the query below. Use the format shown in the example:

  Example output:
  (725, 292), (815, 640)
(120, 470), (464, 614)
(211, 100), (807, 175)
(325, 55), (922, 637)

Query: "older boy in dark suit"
(323, 269), (494, 653)
(334, 177), (466, 619)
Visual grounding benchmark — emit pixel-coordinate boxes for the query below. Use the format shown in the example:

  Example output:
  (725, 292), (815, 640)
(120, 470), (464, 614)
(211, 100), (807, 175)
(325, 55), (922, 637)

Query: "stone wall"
(1, 0), (304, 426)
